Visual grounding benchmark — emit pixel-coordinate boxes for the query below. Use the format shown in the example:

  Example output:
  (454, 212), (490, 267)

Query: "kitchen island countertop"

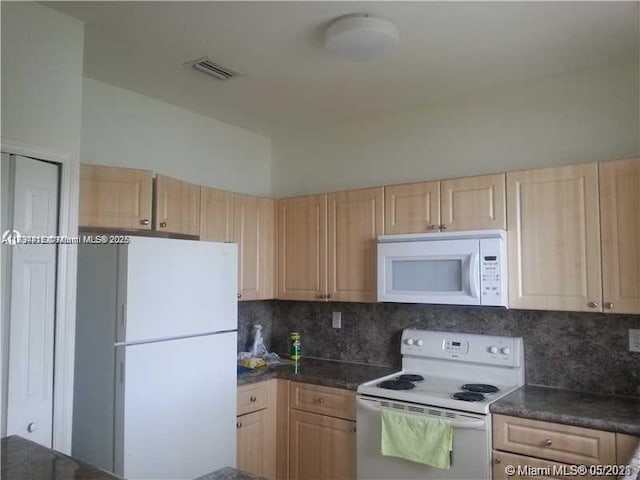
(237, 357), (397, 391)
(194, 467), (266, 480)
(490, 385), (640, 435)
(1, 435), (124, 480)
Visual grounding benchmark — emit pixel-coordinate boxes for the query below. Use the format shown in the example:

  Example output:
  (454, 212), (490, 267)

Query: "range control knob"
(415, 339), (424, 346)
(405, 338), (415, 346)
(501, 347), (511, 355)
(488, 346), (498, 354)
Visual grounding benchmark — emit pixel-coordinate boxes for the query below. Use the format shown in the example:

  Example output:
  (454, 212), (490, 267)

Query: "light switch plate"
(332, 311), (342, 329)
(629, 329), (640, 353)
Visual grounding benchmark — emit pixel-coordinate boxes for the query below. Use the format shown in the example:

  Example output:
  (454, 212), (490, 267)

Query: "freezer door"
(122, 237), (237, 342)
(117, 332), (237, 480)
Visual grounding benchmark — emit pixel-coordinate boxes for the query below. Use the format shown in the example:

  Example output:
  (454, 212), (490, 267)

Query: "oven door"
(377, 239), (481, 305)
(356, 396), (491, 480)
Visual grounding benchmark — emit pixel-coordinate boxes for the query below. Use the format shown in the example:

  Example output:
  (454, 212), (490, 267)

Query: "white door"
(117, 332), (237, 479)
(122, 237), (237, 343)
(4, 155), (59, 447)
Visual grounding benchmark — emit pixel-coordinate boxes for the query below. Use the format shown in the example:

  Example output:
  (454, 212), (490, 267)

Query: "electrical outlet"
(332, 311), (342, 329)
(629, 329), (640, 353)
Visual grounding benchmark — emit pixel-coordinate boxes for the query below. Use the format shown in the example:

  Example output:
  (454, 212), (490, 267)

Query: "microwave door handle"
(357, 399), (486, 430)
(469, 252), (480, 299)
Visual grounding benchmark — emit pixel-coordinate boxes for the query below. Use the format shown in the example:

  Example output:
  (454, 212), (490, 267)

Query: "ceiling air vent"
(186, 57), (243, 81)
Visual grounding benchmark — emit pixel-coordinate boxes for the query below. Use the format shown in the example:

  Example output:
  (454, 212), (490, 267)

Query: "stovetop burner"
(461, 383), (499, 394)
(397, 374), (425, 382)
(452, 391), (486, 402)
(378, 380), (416, 390)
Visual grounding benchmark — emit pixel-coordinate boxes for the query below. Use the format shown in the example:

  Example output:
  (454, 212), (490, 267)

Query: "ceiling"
(49, 1), (639, 137)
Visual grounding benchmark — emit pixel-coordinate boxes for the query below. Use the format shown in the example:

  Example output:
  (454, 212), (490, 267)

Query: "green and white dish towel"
(381, 408), (453, 469)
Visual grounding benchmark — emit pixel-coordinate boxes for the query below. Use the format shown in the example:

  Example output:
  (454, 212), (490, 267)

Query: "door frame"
(2, 138), (79, 453)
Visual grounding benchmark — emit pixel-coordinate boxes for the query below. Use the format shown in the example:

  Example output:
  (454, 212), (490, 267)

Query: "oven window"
(391, 259), (463, 292)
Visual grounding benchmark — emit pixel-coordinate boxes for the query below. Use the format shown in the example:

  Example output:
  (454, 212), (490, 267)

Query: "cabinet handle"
(160, 222), (167, 228)
(237, 293), (242, 299)
(604, 302), (614, 310)
(326, 294), (331, 299)
(140, 219), (150, 226)
(587, 301), (599, 309)
(544, 439), (553, 447)
(494, 457), (502, 465)
(316, 294), (326, 299)
(236, 422), (242, 429)
(317, 397), (325, 404)
(27, 422), (37, 433)
(250, 396), (257, 402)
(439, 224), (447, 231)
(427, 224), (439, 230)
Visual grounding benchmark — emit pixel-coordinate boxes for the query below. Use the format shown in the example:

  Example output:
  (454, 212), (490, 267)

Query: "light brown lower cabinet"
(289, 409), (356, 480)
(237, 409), (275, 478)
(493, 414), (638, 480)
(616, 433), (640, 464)
(236, 380), (278, 479)
(236, 380), (356, 480)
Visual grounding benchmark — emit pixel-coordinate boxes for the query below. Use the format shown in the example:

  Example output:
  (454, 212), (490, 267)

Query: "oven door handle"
(357, 398), (487, 431)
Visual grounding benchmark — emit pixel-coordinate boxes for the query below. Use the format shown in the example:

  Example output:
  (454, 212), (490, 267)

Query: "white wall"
(1, 2), (84, 158)
(81, 78), (272, 196)
(1, 2), (84, 452)
(271, 63), (639, 197)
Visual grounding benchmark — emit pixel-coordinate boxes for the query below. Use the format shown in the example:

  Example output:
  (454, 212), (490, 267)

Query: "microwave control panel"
(479, 237), (507, 307)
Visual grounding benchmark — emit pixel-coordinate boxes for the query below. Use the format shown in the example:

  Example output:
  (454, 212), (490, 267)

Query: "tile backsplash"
(239, 300), (640, 398)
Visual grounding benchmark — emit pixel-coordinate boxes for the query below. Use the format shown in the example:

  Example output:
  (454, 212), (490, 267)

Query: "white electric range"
(356, 329), (524, 480)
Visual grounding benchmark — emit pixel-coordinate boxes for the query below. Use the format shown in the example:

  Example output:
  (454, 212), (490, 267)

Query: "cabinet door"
(237, 409), (276, 479)
(154, 175), (200, 236)
(277, 195), (327, 301)
(234, 194), (275, 300)
(289, 409), (356, 480)
(327, 187), (384, 303)
(616, 433), (639, 464)
(507, 164), (602, 312)
(599, 158), (640, 314)
(384, 181), (440, 234)
(80, 164), (153, 230)
(200, 187), (233, 242)
(441, 173), (506, 231)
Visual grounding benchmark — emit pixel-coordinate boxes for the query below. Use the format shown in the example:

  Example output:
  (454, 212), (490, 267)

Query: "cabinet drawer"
(492, 450), (600, 480)
(289, 382), (355, 421)
(493, 415), (616, 466)
(237, 381), (269, 415)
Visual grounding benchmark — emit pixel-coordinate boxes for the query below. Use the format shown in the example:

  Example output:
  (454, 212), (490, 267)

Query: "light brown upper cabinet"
(278, 187), (384, 303)
(277, 194), (327, 301)
(154, 175), (201, 236)
(440, 173), (506, 231)
(79, 164), (153, 230)
(327, 187), (384, 302)
(507, 163), (602, 312)
(384, 181), (440, 234)
(599, 158), (640, 314)
(234, 193), (275, 300)
(200, 187), (234, 242)
(384, 173), (505, 234)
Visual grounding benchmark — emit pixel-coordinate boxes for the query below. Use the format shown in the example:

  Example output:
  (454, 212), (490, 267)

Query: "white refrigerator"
(73, 237), (237, 479)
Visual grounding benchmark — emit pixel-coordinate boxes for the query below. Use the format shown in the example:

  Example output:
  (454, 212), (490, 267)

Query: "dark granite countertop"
(1, 435), (124, 480)
(490, 385), (640, 435)
(194, 467), (266, 480)
(237, 357), (397, 391)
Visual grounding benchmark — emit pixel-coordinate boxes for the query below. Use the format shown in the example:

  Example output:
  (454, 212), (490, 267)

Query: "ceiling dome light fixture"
(324, 14), (399, 62)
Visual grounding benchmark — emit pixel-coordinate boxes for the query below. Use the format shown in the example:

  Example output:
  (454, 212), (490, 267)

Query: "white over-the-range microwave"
(377, 230), (507, 307)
